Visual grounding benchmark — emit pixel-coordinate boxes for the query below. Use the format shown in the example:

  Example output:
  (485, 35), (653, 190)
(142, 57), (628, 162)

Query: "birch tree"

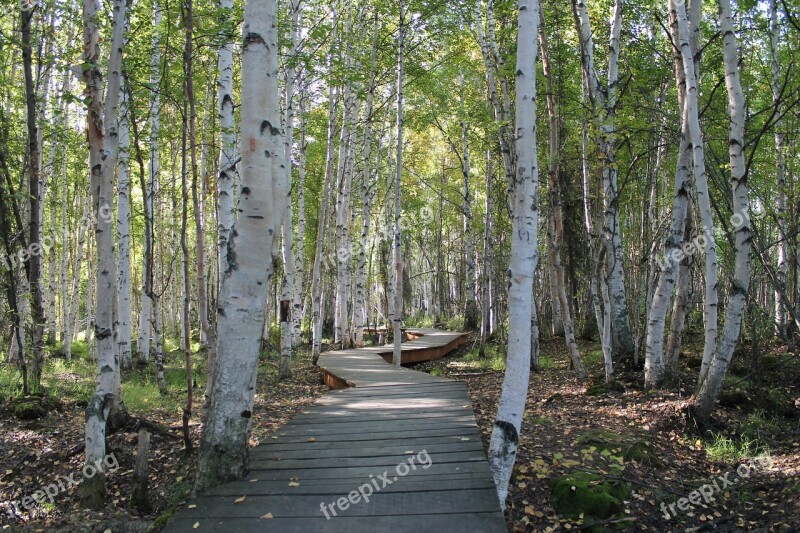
(354, 11), (379, 348)
(770, 0), (788, 338)
(195, 0), (288, 491)
(136, 7), (162, 366)
(311, 11), (339, 364)
(572, 0), (635, 360)
(488, 0), (539, 506)
(21, 1), (46, 388)
(673, 0), (720, 385)
(693, 0), (751, 423)
(539, 11), (585, 379)
(81, 0), (128, 506)
(117, 79), (133, 370)
(392, 0), (406, 366)
(644, 0), (694, 386)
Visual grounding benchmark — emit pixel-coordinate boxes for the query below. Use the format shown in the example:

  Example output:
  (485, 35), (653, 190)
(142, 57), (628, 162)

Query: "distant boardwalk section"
(162, 329), (507, 532)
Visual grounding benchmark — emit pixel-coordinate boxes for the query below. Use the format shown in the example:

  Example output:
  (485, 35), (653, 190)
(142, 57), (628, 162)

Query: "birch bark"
(81, 0), (128, 506)
(488, 0), (539, 506)
(693, 0), (751, 422)
(195, 0), (288, 490)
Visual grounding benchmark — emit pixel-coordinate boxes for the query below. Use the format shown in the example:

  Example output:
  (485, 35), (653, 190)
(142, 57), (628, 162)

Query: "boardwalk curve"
(162, 328), (507, 532)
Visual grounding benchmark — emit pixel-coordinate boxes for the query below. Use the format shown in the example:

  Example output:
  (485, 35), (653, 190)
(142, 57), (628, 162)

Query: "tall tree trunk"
(540, 11), (585, 379)
(673, 0), (720, 385)
(770, 0), (788, 338)
(195, 0), (288, 491)
(212, 0), (235, 395)
(117, 79), (133, 370)
(181, 0), (198, 451)
(81, 0), (128, 507)
(392, 1), (406, 366)
(459, 70), (478, 331)
(488, 0), (540, 506)
(644, 1), (693, 386)
(479, 147), (493, 357)
(22, 3), (46, 388)
(311, 13), (339, 364)
(354, 11), (379, 348)
(335, 44), (356, 350)
(572, 0), (634, 361)
(693, 0), (751, 423)
(278, 0), (301, 378)
(136, 7), (162, 366)
(293, 84), (307, 345)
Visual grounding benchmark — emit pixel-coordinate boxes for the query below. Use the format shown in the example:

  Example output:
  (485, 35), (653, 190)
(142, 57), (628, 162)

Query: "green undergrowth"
(550, 471), (630, 527)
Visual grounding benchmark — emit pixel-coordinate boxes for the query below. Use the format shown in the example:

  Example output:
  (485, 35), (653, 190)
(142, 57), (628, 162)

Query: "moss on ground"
(550, 471), (629, 522)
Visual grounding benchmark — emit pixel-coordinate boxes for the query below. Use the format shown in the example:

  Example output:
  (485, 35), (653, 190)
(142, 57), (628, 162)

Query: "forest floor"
(0, 331), (798, 532)
(415, 334), (800, 532)
(0, 340), (328, 532)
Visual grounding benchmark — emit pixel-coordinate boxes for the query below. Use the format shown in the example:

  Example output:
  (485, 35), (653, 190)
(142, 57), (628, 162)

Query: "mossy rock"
(14, 401), (47, 420)
(623, 441), (662, 468)
(577, 429), (663, 469)
(550, 471), (629, 521)
(12, 394), (63, 420)
(577, 429), (626, 447)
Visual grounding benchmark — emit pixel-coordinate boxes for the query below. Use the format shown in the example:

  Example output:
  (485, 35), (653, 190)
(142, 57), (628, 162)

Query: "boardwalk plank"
(161, 329), (507, 532)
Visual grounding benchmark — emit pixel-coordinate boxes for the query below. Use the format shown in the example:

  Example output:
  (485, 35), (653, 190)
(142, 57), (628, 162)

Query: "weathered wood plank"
(164, 512), (506, 532)
(170, 488), (501, 518)
(161, 329), (506, 532)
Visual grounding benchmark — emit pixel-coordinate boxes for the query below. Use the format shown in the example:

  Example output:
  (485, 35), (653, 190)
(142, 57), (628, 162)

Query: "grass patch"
(536, 354), (556, 370)
(444, 315), (465, 332)
(463, 345), (505, 371)
(704, 432), (769, 464)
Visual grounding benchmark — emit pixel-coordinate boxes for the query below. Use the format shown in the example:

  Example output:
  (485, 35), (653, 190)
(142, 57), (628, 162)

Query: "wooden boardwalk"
(162, 329), (506, 532)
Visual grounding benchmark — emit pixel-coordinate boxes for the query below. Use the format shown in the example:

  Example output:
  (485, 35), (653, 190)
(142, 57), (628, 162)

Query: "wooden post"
(131, 429), (151, 513)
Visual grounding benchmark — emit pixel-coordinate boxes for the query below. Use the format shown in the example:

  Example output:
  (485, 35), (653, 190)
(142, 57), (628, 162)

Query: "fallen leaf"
(234, 496), (247, 504)
(261, 513), (274, 519)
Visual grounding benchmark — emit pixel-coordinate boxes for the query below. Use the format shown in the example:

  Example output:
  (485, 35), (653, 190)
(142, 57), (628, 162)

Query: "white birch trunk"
(293, 85), (307, 345)
(354, 15), (379, 348)
(540, 12), (585, 379)
(136, 7), (162, 365)
(770, 0), (787, 338)
(488, 0), (539, 506)
(573, 0), (634, 359)
(81, 0), (127, 506)
(310, 16), (339, 363)
(644, 3), (693, 386)
(335, 52), (356, 350)
(117, 78), (133, 370)
(674, 0), (720, 385)
(195, 0), (288, 490)
(279, 0), (301, 377)
(694, 0), (751, 422)
(392, 2), (406, 366)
